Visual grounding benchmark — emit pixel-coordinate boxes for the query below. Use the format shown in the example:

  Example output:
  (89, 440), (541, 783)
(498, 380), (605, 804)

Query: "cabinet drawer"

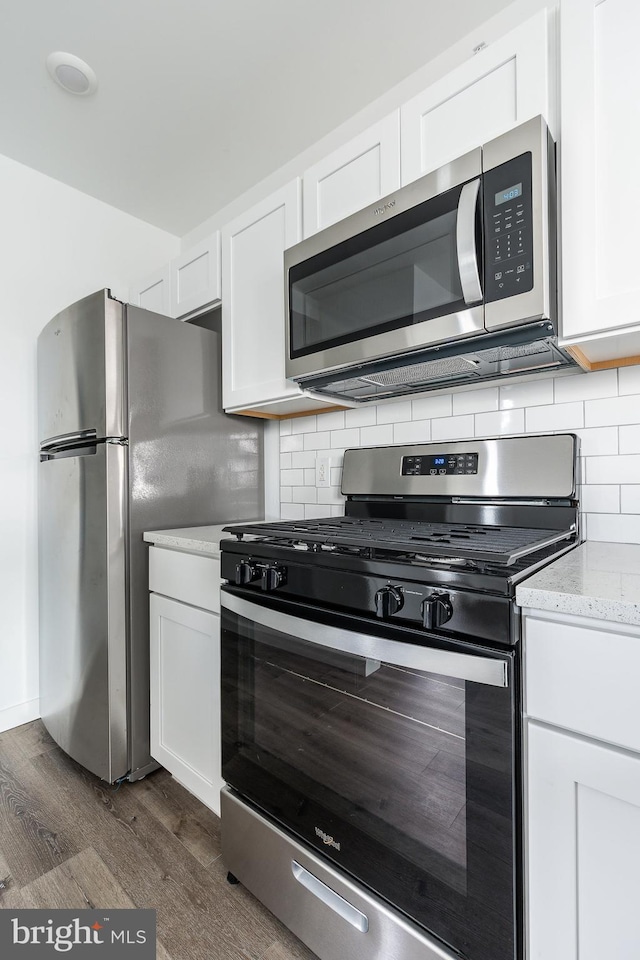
(149, 545), (221, 612)
(525, 616), (640, 753)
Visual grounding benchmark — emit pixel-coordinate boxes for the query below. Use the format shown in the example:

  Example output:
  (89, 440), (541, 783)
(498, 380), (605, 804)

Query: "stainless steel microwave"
(285, 115), (575, 402)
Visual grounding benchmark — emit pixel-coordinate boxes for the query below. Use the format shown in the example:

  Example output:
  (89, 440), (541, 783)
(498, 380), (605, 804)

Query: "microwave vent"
(360, 355), (479, 387)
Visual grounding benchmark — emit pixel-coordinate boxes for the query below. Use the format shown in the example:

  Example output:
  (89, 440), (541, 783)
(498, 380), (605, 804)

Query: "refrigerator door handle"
(40, 429), (98, 452)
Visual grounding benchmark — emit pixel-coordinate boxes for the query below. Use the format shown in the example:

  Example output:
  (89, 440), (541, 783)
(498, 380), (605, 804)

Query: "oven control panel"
(402, 452), (478, 477)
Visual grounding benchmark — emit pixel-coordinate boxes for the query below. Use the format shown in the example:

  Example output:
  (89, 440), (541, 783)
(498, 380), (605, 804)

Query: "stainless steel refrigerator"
(37, 289), (263, 783)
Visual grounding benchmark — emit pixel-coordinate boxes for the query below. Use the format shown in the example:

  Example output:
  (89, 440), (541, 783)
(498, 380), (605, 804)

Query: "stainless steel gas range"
(219, 434), (580, 960)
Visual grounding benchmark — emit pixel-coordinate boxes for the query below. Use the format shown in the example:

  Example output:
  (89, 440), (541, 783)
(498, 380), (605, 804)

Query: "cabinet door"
(559, 0), (640, 361)
(401, 10), (551, 185)
(527, 721), (640, 960)
(170, 233), (221, 319)
(149, 593), (223, 815)
(302, 112), (400, 237)
(222, 180), (302, 411)
(129, 265), (172, 316)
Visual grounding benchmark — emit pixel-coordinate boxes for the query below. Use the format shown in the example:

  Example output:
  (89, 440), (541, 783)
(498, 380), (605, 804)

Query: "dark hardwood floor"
(0, 720), (318, 960)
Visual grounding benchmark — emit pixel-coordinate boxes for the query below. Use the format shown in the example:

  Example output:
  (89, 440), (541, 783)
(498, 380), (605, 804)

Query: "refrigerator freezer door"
(37, 290), (125, 443)
(38, 440), (128, 781)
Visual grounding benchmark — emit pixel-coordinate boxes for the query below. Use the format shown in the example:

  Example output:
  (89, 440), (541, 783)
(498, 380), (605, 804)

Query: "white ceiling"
(0, 0), (514, 236)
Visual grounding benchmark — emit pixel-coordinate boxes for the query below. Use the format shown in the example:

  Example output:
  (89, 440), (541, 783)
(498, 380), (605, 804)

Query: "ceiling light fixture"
(46, 52), (98, 96)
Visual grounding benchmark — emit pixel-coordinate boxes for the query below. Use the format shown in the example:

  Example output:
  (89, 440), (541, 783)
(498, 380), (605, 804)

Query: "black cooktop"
(225, 516), (574, 566)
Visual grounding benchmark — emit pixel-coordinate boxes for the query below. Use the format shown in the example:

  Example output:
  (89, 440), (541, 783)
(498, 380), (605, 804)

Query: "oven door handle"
(221, 592), (508, 688)
(456, 177), (483, 305)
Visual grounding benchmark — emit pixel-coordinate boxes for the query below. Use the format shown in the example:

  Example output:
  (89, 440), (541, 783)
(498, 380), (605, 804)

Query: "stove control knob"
(374, 586), (404, 619)
(235, 561), (259, 585)
(260, 565), (285, 592)
(421, 592), (453, 630)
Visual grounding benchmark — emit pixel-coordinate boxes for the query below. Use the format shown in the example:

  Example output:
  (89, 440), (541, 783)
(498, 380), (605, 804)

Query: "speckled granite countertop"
(516, 541), (640, 626)
(143, 520), (263, 558)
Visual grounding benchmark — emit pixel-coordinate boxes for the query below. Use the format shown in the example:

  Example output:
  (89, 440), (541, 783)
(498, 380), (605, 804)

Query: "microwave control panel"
(402, 453), (479, 477)
(483, 152), (534, 302)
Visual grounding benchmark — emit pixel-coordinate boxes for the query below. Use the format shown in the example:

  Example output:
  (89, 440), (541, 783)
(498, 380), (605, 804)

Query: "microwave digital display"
(495, 182), (523, 205)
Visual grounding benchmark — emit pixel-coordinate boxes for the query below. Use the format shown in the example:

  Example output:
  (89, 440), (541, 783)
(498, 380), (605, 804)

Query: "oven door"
(285, 161), (485, 382)
(221, 588), (519, 960)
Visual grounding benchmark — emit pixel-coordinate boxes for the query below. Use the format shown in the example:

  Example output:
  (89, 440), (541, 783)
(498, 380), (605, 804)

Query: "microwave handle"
(456, 178), (483, 305)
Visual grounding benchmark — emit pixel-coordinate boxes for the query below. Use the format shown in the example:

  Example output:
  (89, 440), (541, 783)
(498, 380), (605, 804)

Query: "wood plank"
(0, 719), (57, 770)
(27, 748), (298, 960)
(1, 847), (135, 910)
(0, 757), (82, 887)
(262, 935), (319, 960)
(133, 770), (222, 867)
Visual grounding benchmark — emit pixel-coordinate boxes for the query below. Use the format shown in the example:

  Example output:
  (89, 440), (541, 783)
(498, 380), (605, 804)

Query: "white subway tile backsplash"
(587, 513), (640, 544)
(620, 425), (640, 454)
(360, 424), (394, 445)
(280, 434), (303, 453)
(431, 415), (474, 441)
(345, 406), (377, 427)
(294, 415), (318, 433)
(553, 368), (618, 403)
(575, 427), (618, 456)
(292, 485), (317, 504)
(331, 428), (360, 448)
(303, 431), (331, 450)
(585, 396), (640, 428)
(587, 454), (640, 484)
(453, 387), (498, 416)
(291, 450), (317, 468)
(377, 400), (413, 424)
(525, 401), (584, 432)
(500, 378), (554, 409)
(276, 369), (640, 546)
(621, 486), (640, 513)
(474, 408), (525, 437)
(393, 420), (431, 444)
(317, 486), (345, 504)
(318, 410), (346, 431)
(281, 469), (304, 486)
(580, 485), (620, 513)
(412, 394), (452, 420)
(305, 504), (331, 519)
(618, 366), (640, 396)
(280, 503), (304, 520)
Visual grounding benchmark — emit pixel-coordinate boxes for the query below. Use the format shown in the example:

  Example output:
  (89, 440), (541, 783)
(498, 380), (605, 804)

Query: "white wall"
(276, 368), (640, 544)
(0, 153), (179, 733)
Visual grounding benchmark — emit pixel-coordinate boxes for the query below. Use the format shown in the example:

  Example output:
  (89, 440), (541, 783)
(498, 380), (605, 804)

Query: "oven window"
(289, 182), (472, 359)
(222, 599), (518, 960)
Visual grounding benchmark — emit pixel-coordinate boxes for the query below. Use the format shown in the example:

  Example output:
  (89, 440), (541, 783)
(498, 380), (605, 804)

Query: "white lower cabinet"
(149, 546), (223, 815)
(524, 611), (640, 959)
(528, 721), (640, 960)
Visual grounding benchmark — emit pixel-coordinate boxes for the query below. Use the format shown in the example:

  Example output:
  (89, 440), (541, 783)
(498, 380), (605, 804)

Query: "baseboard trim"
(0, 698), (40, 734)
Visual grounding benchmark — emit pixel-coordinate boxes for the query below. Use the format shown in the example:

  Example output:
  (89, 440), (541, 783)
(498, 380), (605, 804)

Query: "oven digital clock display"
(402, 453), (479, 476)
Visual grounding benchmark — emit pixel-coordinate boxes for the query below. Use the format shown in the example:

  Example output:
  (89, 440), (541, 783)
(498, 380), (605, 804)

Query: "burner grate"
(225, 517), (574, 566)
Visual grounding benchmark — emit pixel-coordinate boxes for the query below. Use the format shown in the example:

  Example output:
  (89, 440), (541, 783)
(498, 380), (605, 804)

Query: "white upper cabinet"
(222, 180), (303, 411)
(129, 265), (172, 316)
(401, 10), (551, 185)
(170, 233), (221, 318)
(559, 0), (640, 362)
(302, 112), (401, 238)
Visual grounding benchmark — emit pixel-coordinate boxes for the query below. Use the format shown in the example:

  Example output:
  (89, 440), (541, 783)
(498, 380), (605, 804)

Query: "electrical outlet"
(316, 456), (331, 488)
